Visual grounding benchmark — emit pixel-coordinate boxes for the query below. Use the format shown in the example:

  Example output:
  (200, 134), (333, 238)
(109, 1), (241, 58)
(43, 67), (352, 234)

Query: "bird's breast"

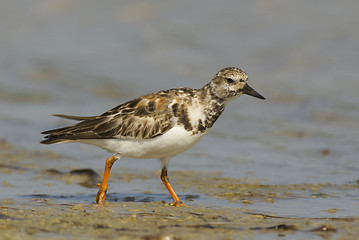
(83, 125), (207, 159)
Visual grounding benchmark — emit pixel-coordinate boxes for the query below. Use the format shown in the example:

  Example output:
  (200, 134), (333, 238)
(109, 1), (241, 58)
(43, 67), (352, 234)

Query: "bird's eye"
(226, 78), (234, 84)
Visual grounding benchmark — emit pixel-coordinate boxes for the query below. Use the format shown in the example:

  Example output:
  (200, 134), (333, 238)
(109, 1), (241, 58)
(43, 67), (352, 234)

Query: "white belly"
(80, 125), (206, 159)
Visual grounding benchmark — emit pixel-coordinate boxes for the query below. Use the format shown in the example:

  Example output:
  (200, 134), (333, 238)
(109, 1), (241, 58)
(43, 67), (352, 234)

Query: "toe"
(170, 201), (188, 207)
(96, 189), (106, 204)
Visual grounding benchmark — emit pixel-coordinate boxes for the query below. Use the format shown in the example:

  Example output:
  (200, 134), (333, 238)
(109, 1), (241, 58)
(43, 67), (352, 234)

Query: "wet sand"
(1, 140), (358, 239)
(2, 200), (357, 240)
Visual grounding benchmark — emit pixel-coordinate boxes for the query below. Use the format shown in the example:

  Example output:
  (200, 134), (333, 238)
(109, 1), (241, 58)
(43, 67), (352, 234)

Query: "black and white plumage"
(41, 67), (265, 206)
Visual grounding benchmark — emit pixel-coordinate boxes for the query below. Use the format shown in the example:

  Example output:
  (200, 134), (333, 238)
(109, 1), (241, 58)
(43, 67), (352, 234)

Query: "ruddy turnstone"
(41, 67), (265, 206)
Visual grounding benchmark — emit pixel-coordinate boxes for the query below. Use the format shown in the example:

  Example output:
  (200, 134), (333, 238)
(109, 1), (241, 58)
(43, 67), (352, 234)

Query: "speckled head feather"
(206, 67), (264, 102)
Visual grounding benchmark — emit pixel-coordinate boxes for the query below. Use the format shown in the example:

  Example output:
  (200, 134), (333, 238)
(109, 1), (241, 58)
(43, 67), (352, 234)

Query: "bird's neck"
(191, 85), (226, 134)
(173, 85), (226, 135)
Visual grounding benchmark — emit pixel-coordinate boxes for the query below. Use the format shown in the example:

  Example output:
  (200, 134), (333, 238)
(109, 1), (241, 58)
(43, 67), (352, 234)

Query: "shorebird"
(41, 67), (265, 206)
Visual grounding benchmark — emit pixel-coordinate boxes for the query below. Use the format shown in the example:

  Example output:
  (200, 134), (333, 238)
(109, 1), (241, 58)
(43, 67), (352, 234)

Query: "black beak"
(243, 84), (265, 100)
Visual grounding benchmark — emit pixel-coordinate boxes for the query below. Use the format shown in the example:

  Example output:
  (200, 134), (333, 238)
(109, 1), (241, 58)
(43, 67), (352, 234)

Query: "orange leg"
(96, 156), (117, 204)
(160, 167), (187, 207)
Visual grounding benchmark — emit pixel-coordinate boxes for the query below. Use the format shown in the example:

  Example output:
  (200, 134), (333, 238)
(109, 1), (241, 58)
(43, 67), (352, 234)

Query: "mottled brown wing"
(41, 92), (175, 144)
(94, 95), (174, 139)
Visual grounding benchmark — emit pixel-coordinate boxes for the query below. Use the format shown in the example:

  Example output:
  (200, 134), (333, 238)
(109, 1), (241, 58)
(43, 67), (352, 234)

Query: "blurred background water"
(1, 0), (359, 218)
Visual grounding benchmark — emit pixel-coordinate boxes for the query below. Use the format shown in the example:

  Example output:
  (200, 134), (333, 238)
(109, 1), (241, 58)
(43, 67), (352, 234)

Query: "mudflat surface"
(1, 141), (359, 239)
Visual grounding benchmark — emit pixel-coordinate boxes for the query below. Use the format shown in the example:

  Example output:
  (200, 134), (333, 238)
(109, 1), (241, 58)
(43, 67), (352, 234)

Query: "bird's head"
(208, 67), (265, 102)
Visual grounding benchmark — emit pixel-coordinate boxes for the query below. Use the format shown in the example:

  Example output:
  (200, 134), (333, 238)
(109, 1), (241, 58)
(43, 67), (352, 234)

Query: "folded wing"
(41, 92), (175, 144)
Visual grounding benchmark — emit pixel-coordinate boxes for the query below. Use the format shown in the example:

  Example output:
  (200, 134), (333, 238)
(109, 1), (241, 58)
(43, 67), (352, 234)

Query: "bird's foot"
(169, 201), (188, 207)
(96, 185), (107, 205)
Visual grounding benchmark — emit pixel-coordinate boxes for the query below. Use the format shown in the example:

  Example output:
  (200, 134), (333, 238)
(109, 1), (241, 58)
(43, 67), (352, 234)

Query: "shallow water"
(1, 1), (359, 239)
